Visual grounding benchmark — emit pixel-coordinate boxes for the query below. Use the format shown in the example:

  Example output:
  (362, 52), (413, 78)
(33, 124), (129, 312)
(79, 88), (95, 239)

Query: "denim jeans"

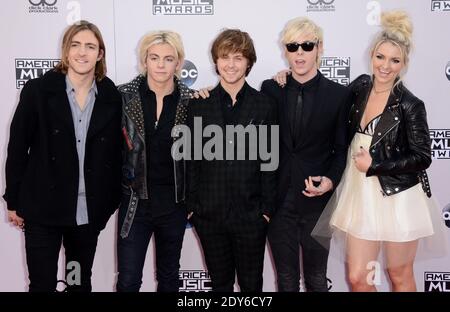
(116, 196), (187, 292)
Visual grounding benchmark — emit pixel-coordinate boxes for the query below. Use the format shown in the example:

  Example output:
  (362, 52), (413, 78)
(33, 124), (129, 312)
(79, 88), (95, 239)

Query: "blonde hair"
(138, 30), (185, 77)
(281, 17), (324, 66)
(370, 11), (413, 85)
(55, 20), (107, 81)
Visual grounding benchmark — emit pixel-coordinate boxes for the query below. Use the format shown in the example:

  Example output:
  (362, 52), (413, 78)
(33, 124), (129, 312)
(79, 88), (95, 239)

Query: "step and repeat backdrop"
(1, 0), (449, 292)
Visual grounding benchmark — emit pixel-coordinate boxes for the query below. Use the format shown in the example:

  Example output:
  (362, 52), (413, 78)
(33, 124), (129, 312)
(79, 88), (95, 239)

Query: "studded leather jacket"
(348, 74), (432, 197)
(118, 75), (193, 237)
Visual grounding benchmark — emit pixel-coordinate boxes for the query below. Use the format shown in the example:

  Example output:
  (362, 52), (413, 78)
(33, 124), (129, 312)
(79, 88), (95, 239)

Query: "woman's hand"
(352, 146), (372, 173)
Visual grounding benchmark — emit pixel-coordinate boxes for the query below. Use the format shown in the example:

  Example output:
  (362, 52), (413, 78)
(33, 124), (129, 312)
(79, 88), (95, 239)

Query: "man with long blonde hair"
(4, 21), (122, 292)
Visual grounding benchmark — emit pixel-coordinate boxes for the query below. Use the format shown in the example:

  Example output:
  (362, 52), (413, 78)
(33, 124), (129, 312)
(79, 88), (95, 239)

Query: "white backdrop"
(1, 0), (449, 292)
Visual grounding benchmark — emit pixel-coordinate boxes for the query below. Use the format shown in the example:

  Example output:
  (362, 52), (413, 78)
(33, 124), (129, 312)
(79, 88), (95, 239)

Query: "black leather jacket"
(118, 75), (193, 237)
(348, 74), (432, 197)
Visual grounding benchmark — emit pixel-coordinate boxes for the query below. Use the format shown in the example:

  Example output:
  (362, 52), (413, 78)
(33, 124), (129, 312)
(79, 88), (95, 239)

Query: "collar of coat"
(40, 69), (117, 101)
(118, 74), (193, 100)
(120, 74), (194, 138)
(356, 74), (405, 108)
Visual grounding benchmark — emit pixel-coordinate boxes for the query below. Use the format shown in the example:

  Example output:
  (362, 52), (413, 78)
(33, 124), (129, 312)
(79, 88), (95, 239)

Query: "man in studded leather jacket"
(116, 31), (194, 292)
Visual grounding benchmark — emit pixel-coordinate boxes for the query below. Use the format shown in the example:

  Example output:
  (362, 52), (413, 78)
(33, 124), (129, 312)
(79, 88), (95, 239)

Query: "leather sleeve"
(367, 99), (432, 176)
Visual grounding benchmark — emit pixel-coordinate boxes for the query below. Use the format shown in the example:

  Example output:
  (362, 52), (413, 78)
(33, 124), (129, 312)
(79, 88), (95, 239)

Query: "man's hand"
(8, 210), (24, 230)
(302, 176), (333, 197)
(272, 69), (291, 87)
(192, 87), (212, 99)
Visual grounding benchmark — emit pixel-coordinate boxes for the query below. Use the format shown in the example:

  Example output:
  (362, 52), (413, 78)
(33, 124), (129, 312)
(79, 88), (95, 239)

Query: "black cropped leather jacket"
(348, 74), (432, 197)
(118, 75), (194, 238)
(119, 75), (194, 201)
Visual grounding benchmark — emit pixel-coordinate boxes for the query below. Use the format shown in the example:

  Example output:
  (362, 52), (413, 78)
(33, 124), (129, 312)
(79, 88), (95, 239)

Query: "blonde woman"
(312, 11), (447, 292)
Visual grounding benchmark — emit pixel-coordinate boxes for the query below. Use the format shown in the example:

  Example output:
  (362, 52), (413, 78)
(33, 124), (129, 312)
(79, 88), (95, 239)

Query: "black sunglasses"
(285, 41), (318, 53)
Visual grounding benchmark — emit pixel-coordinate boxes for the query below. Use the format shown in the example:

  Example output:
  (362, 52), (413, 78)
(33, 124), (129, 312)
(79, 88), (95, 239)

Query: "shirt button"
(78, 140), (81, 143)
(378, 132), (382, 136)
(394, 117), (399, 121)
(229, 140), (233, 144)
(395, 187), (399, 192)
(386, 190), (391, 194)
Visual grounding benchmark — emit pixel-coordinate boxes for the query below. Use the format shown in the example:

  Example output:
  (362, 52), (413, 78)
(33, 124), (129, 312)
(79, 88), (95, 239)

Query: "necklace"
(372, 86), (392, 94)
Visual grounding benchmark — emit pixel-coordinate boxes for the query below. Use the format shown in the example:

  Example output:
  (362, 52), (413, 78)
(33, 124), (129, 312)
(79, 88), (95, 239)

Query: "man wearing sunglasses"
(261, 17), (350, 292)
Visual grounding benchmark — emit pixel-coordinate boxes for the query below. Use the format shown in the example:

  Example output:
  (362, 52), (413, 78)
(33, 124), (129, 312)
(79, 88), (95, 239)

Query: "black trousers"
(24, 223), (99, 292)
(193, 213), (268, 292)
(268, 188), (330, 292)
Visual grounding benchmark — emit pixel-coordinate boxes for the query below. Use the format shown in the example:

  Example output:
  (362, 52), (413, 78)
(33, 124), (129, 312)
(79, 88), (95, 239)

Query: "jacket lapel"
(122, 77), (146, 139)
(87, 93), (116, 140)
(294, 76), (325, 150)
(207, 86), (225, 128)
(370, 87), (403, 148)
(47, 90), (76, 138)
(354, 92), (371, 133)
(278, 85), (293, 150)
(174, 79), (193, 127)
(235, 87), (256, 127)
(43, 71), (76, 138)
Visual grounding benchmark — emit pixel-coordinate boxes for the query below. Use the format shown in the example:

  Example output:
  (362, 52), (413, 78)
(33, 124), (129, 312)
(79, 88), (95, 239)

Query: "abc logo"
(181, 59), (198, 87)
(443, 203), (450, 228)
(446, 62), (450, 81)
